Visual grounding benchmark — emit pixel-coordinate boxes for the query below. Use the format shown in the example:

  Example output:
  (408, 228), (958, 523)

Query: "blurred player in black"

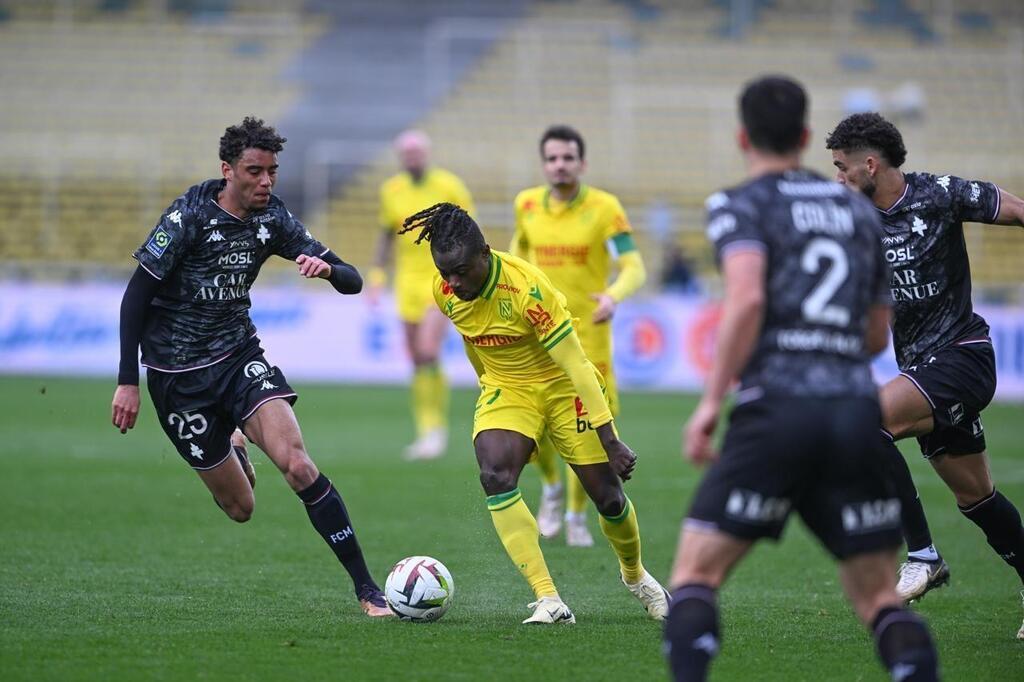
(828, 112), (1024, 636)
(110, 117), (391, 617)
(664, 77), (939, 681)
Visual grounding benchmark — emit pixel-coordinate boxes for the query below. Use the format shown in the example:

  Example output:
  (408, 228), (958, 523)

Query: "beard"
(860, 177), (877, 198)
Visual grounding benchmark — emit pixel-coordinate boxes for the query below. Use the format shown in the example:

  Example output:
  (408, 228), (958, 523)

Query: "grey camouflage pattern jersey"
(706, 169), (890, 399)
(875, 171), (1000, 368)
(133, 179), (329, 371)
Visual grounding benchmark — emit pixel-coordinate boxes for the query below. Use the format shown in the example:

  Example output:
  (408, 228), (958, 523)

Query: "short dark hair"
(399, 202), (486, 255)
(219, 116), (287, 165)
(539, 124), (585, 160)
(824, 112), (907, 168)
(739, 75), (808, 154)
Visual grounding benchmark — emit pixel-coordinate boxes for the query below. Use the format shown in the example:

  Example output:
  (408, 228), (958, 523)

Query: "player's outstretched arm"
(112, 265), (160, 433)
(547, 329), (637, 480)
(296, 251), (362, 294)
(684, 249), (765, 465)
(994, 188), (1024, 228)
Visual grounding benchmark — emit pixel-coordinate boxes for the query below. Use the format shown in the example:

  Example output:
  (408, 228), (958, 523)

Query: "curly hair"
(825, 113), (907, 168)
(399, 202), (485, 255)
(219, 116), (287, 165)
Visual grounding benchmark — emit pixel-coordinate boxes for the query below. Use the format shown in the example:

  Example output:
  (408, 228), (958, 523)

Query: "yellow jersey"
(380, 168), (475, 282)
(434, 250), (578, 387)
(511, 184), (634, 322)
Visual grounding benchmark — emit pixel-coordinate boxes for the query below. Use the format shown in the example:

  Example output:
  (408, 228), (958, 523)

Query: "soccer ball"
(384, 556), (454, 622)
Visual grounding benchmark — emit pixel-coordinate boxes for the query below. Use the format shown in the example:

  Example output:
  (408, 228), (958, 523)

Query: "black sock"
(959, 489), (1024, 584)
(298, 473), (377, 594)
(872, 606), (939, 681)
(664, 584), (719, 682)
(880, 431), (934, 554)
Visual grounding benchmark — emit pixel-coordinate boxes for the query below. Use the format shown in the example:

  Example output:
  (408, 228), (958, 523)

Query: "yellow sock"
(566, 464), (589, 513)
(598, 497), (644, 583)
(411, 366), (432, 436)
(532, 435), (562, 487)
(432, 366), (449, 431)
(487, 488), (558, 599)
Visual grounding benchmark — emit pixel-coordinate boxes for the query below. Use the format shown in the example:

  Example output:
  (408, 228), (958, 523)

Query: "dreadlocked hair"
(399, 202), (485, 254)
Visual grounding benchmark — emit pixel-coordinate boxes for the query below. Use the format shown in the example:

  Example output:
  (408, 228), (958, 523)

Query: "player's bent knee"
(284, 454), (318, 491)
(221, 498), (254, 523)
(478, 467), (517, 496)
(593, 489), (626, 518)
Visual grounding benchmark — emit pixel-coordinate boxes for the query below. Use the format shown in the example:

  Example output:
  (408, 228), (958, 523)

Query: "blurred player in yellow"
(512, 125), (646, 546)
(399, 202), (668, 624)
(369, 130), (475, 460)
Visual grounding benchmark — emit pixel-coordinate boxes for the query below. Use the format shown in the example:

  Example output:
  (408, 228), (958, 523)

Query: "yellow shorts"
(395, 276), (435, 323)
(472, 374), (610, 466)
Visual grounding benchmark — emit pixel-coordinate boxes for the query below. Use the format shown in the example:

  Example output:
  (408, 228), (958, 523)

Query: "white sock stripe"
(959, 489), (997, 513)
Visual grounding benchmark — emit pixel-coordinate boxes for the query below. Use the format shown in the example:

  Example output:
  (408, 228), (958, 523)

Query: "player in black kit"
(110, 117), (391, 617)
(827, 112), (1024, 637)
(663, 78), (939, 682)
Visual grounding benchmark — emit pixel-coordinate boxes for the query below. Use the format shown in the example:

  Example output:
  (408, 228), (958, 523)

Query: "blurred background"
(1, 0), (1022, 396)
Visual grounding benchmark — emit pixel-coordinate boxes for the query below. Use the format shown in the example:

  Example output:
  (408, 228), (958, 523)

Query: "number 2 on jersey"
(800, 237), (850, 327)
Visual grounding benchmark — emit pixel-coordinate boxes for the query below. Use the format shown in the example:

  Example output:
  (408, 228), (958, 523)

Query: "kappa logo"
(244, 360), (269, 378)
(206, 230), (225, 243)
(256, 225), (271, 244)
(167, 210), (183, 226)
(189, 442), (204, 460)
(260, 380), (277, 390)
(936, 175), (951, 191)
(911, 216), (928, 236)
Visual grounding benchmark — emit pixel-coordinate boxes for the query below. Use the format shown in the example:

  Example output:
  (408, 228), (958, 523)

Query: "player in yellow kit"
(399, 201), (668, 625)
(512, 125), (647, 546)
(369, 130), (475, 460)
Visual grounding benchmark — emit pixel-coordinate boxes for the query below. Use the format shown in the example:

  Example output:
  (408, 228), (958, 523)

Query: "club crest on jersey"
(145, 227), (173, 258)
(256, 225), (271, 244)
(911, 216), (928, 236)
(244, 360), (270, 379)
(498, 298), (513, 320)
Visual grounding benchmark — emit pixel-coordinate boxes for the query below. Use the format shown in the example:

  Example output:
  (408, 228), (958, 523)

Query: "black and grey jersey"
(133, 179), (329, 372)
(876, 172), (1000, 368)
(706, 169), (890, 399)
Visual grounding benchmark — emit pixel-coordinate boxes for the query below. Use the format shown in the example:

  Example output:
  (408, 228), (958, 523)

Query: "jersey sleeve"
(132, 197), (194, 280)
(274, 209), (330, 261)
(378, 183), (395, 231)
(948, 175), (1001, 224)
(704, 191), (764, 266)
(520, 273), (574, 353)
(602, 194), (634, 242)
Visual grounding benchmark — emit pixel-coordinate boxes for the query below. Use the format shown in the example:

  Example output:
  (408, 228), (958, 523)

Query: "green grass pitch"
(1, 377), (1022, 680)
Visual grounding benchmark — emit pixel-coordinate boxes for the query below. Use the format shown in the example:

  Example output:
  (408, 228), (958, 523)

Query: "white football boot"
(403, 427), (447, 461)
(896, 558), (950, 602)
(522, 595), (576, 625)
(623, 570), (671, 621)
(1017, 591), (1024, 641)
(565, 512), (595, 547)
(537, 484), (564, 538)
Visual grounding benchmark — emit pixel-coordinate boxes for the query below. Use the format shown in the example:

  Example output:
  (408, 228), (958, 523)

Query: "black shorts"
(900, 340), (995, 459)
(146, 338), (297, 470)
(686, 396), (902, 560)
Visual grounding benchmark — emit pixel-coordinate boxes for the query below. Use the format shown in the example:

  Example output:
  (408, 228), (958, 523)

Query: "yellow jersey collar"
(479, 251), (502, 300)
(542, 184), (588, 214)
